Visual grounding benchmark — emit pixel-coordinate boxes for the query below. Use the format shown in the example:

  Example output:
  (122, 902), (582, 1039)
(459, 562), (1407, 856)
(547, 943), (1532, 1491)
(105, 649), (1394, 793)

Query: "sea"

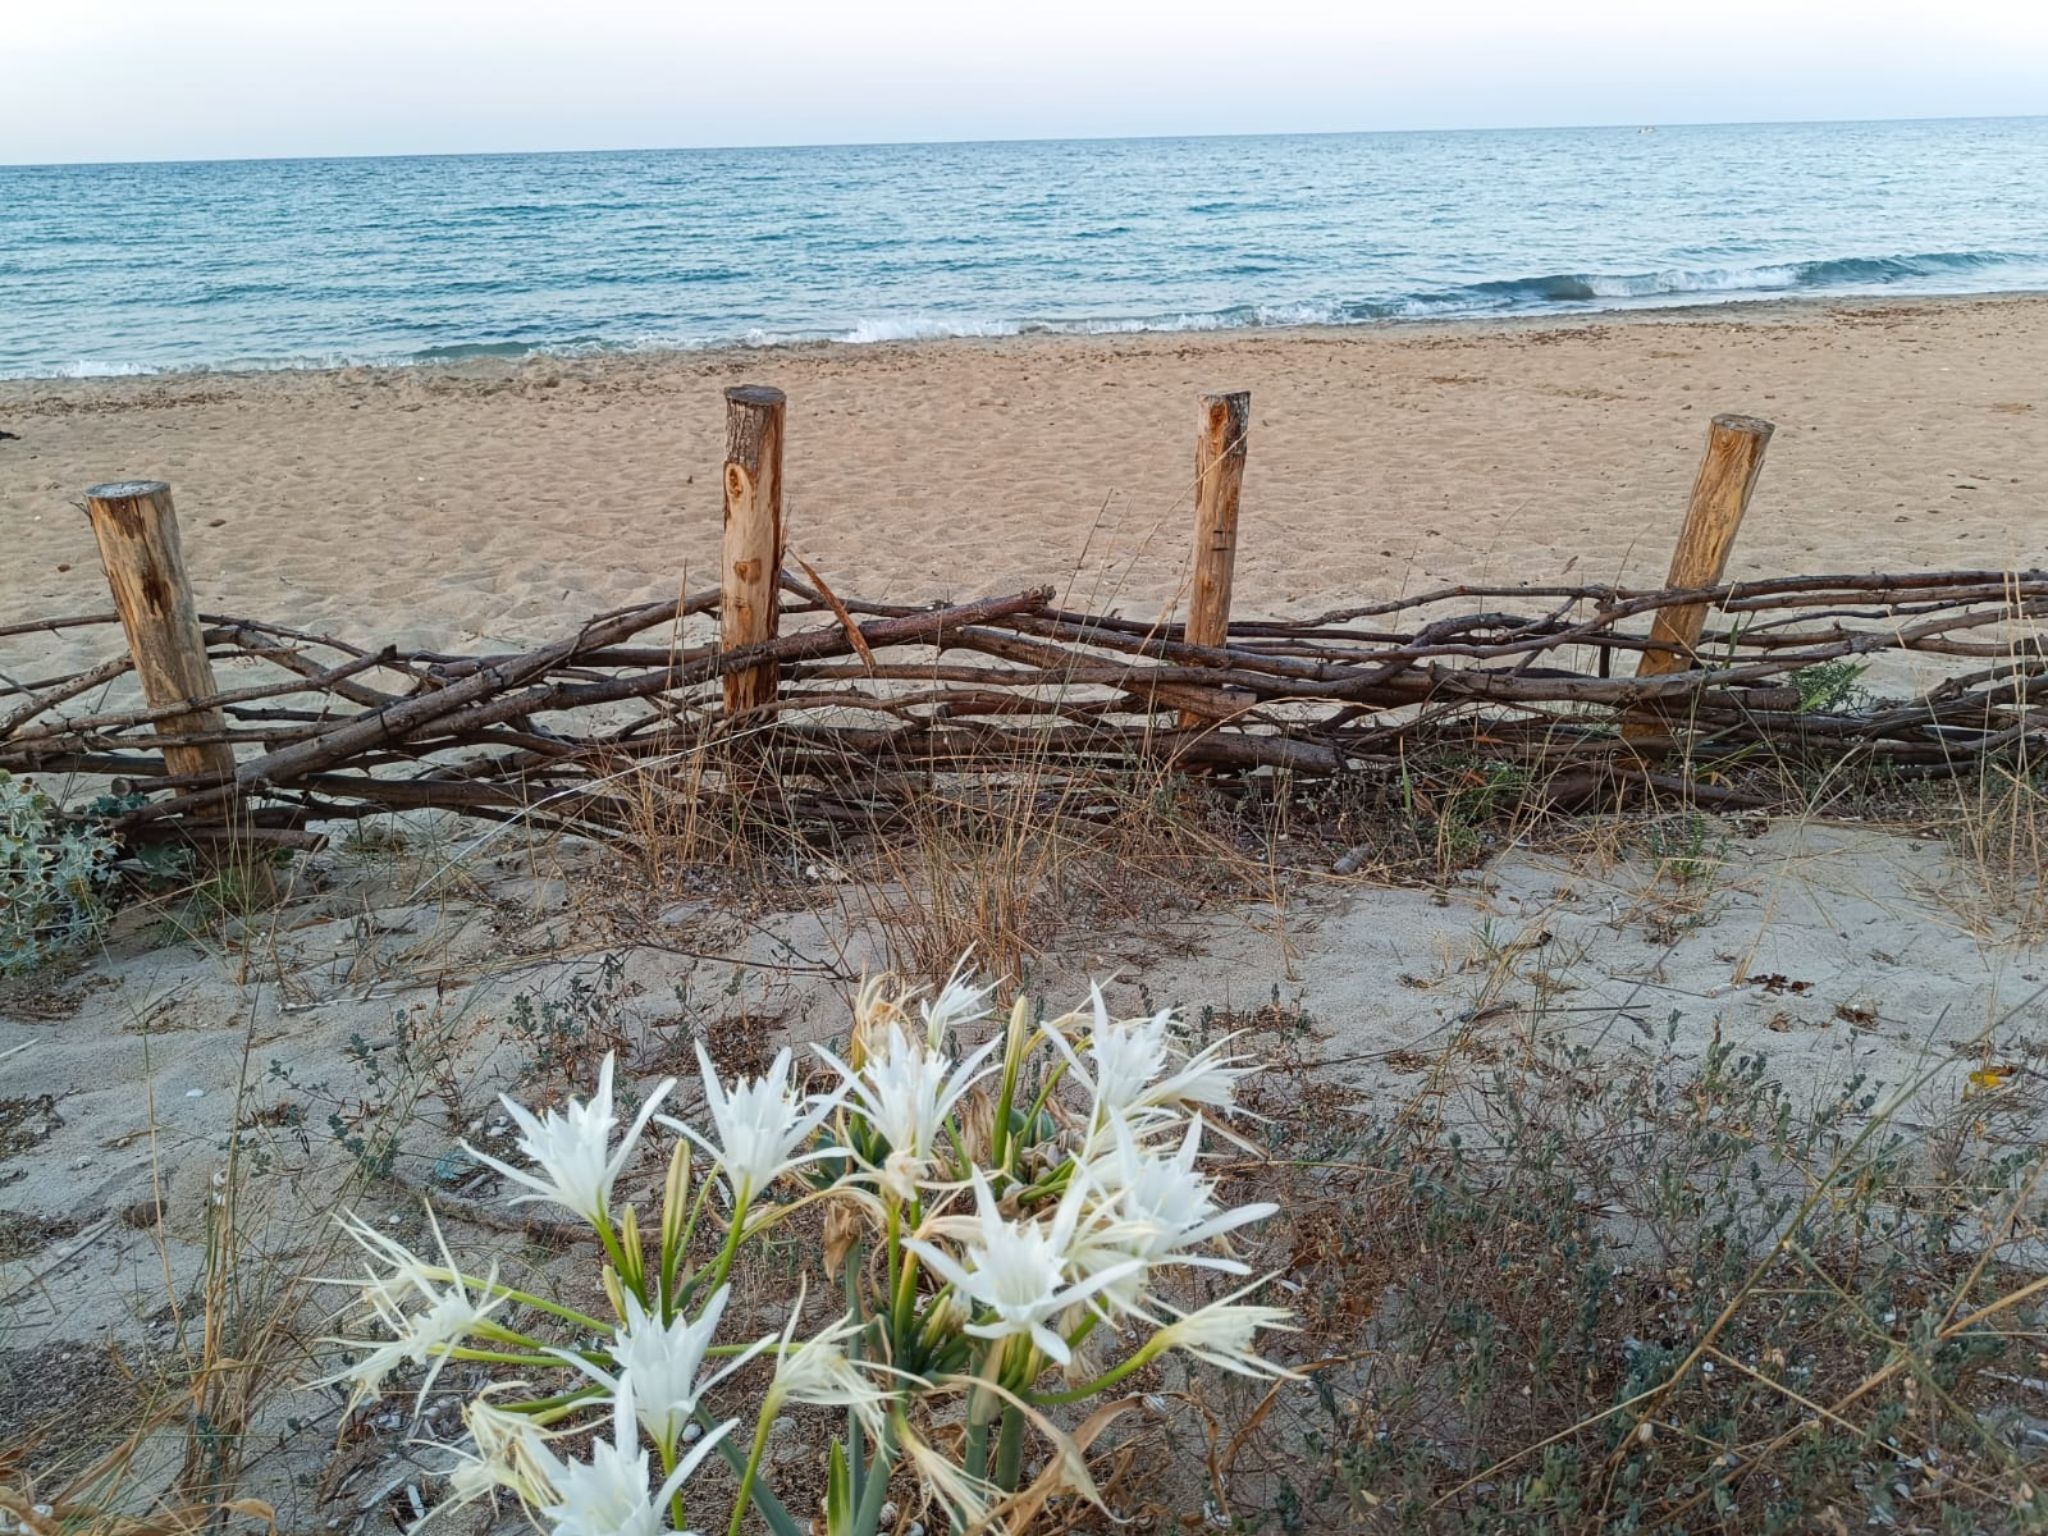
(2, 116), (2044, 380)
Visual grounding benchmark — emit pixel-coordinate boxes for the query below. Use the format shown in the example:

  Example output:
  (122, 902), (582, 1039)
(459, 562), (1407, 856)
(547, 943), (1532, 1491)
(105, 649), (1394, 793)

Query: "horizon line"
(6, 110), (2044, 172)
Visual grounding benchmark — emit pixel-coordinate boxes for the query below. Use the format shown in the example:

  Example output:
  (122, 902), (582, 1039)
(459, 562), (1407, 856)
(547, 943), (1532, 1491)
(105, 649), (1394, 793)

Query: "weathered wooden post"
(1625, 414), (1773, 740)
(720, 385), (787, 719)
(81, 480), (238, 789)
(1636, 414), (1774, 679)
(1181, 390), (1251, 728)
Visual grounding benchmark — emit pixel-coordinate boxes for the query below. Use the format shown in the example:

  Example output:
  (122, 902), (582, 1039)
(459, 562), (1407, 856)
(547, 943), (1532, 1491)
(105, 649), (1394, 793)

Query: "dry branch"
(5, 565), (2045, 844)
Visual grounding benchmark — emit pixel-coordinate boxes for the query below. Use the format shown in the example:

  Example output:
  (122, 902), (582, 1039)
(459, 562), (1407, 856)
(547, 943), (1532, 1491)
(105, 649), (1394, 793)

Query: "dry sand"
(5, 810), (2045, 1522)
(3, 295), (2044, 674)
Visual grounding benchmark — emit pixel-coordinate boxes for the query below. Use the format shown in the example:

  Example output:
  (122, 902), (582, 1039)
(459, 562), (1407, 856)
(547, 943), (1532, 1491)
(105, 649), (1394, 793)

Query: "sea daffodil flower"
(904, 1168), (1139, 1364)
(555, 1285), (771, 1456)
(532, 1377), (732, 1536)
(660, 1044), (839, 1208)
(463, 1052), (672, 1226)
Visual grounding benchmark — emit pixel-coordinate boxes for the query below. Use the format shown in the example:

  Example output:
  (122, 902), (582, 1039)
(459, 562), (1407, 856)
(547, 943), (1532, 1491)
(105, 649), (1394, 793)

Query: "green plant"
(318, 962), (1294, 1536)
(1643, 810), (1725, 887)
(261, 994), (478, 1180)
(507, 952), (632, 1087)
(0, 770), (117, 974)
(1213, 1006), (2048, 1533)
(1790, 660), (1872, 714)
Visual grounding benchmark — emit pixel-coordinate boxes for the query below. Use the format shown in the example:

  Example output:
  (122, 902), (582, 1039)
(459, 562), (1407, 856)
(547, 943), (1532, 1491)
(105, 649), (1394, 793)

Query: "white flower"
(463, 1052), (673, 1225)
(1093, 1114), (1277, 1286)
(901, 1424), (999, 1529)
(768, 1309), (895, 1431)
(918, 954), (998, 1050)
(661, 1044), (839, 1207)
(1085, 999), (1174, 1114)
(557, 1286), (770, 1455)
(323, 1209), (509, 1414)
(432, 1391), (560, 1520)
(1146, 1034), (1258, 1117)
(533, 1377), (732, 1536)
(1054, 992), (1257, 1126)
(1151, 1280), (1299, 1379)
(904, 1169), (1138, 1365)
(819, 1027), (1002, 1199)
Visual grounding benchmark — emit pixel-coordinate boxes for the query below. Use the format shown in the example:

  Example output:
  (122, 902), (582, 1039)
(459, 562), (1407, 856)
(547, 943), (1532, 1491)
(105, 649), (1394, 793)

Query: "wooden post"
(1635, 415), (1774, 680)
(1181, 390), (1250, 728)
(81, 481), (238, 788)
(1624, 413), (1772, 741)
(720, 385), (786, 718)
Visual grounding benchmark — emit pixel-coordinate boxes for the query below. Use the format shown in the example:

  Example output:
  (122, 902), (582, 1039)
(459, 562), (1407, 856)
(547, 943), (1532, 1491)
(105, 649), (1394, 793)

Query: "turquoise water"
(2, 117), (2044, 379)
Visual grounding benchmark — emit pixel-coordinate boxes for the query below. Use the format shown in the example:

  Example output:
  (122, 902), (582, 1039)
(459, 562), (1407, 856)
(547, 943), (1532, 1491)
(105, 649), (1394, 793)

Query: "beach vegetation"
(314, 962), (1291, 1536)
(0, 770), (117, 975)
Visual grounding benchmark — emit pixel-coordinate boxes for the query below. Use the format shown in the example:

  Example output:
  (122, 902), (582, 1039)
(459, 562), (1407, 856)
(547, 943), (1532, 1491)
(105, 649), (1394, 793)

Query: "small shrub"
(1643, 810), (1725, 887)
(0, 771), (117, 975)
(1791, 659), (1872, 714)
(1214, 1013), (2048, 1533)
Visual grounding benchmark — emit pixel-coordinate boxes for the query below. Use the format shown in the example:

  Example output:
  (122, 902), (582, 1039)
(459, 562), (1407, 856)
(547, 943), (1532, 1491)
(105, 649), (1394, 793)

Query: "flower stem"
(475, 1282), (612, 1335)
(682, 1190), (752, 1312)
(594, 1210), (643, 1310)
(663, 1173), (718, 1319)
(659, 1435), (687, 1533)
(726, 1396), (779, 1536)
(883, 1196), (901, 1316)
(989, 995), (1031, 1178)
(440, 1347), (563, 1368)
(993, 1405), (1025, 1493)
(469, 1317), (551, 1351)
(842, 1238), (868, 1515)
(851, 1419), (898, 1536)
(1023, 1341), (1163, 1406)
(963, 1420), (989, 1489)
(499, 1385), (606, 1415)
(1021, 1061), (1067, 1139)
(700, 1405), (802, 1536)
(889, 1242), (921, 1354)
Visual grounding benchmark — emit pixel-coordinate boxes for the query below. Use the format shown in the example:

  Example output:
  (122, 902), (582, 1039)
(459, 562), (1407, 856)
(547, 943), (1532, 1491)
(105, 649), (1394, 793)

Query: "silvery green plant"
(0, 770), (117, 976)
(320, 961), (1294, 1534)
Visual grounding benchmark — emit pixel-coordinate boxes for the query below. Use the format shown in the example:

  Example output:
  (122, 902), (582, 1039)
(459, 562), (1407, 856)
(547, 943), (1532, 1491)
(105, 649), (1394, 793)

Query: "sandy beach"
(3, 294), (2043, 669)
(8, 294), (2048, 1529)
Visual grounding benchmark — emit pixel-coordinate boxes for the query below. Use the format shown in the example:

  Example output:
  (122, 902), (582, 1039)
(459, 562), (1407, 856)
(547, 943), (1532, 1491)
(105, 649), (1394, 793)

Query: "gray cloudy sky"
(4, 0), (2044, 163)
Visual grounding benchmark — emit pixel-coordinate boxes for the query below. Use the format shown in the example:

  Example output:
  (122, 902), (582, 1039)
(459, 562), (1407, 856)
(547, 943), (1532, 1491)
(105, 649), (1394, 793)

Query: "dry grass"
(1127, 995), (2048, 1533)
(1, 1034), (348, 1535)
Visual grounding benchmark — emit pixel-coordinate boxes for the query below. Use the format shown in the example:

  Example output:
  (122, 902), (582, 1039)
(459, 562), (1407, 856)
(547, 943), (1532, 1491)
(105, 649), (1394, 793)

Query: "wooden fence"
(2, 385), (2043, 848)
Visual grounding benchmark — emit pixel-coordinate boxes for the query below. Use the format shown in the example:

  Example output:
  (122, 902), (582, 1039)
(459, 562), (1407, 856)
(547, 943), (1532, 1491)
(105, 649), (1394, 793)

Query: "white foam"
(835, 316), (1023, 343)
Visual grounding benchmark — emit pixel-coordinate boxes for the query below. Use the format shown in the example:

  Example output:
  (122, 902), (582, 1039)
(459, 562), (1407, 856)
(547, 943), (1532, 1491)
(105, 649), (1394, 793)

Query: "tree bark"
(1181, 391), (1251, 728)
(721, 385), (787, 717)
(81, 481), (239, 793)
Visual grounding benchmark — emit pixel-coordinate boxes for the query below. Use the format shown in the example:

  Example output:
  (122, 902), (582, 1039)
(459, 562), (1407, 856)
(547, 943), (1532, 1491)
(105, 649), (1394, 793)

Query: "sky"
(3, 0), (2045, 164)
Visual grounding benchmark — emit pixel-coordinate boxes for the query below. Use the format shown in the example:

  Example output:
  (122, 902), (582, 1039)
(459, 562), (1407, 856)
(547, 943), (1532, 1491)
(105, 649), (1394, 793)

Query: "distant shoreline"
(7, 288), (2047, 394)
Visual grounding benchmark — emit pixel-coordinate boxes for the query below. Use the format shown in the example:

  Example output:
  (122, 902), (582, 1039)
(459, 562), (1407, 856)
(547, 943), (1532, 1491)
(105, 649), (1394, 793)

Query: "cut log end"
(83, 479), (173, 503)
(1709, 413), (1775, 441)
